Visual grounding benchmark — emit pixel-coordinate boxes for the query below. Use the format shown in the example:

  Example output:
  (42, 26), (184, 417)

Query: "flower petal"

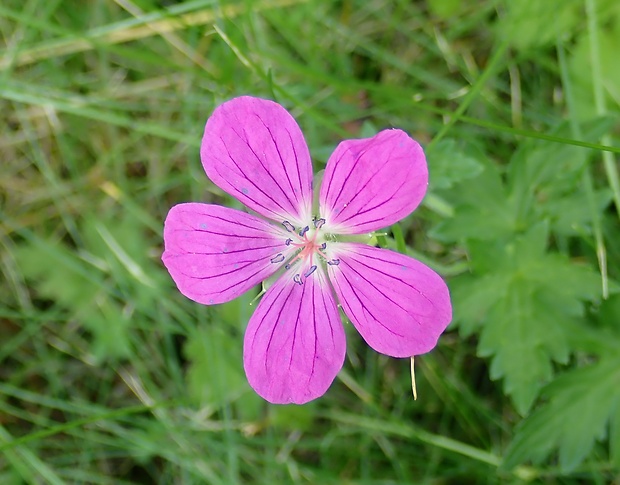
(162, 203), (292, 305)
(201, 96), (313, 225)
(327, 243), (451, 357)
(244, 266), (346, 404)
(319, 129), (428, 234)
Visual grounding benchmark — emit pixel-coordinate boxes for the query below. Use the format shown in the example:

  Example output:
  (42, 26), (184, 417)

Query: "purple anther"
(319, 242), (327, 250)
(285, 263), (292, 270)
(314, 218), (325, 229)
(293, 274), (303, 285)
(270, 253), (285, 263)
(327, 259), (340, 266)
(304, 265), (317, 277)
(299, 226), (310, 237)
(282, 221), (295, 232)
(285, 238), (293, 246)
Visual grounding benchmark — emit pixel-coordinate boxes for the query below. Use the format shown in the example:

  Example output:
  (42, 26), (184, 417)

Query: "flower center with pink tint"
(270, 218), (340, 285)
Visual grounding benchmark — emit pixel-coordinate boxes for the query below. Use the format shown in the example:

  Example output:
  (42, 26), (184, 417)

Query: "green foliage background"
(1, 0), (620, 483)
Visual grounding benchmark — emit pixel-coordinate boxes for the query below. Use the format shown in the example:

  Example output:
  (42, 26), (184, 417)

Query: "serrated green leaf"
(426, 139), (484, 190)
(480, 279), (570, 414)
(461, 224), (602, 414)
(449, 272), (509, 336)
(503, 357), (620, 472)
(431, 163), (516, 242)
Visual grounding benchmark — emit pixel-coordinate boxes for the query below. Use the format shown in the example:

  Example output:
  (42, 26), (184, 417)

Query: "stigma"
(270, 217), (338, 284)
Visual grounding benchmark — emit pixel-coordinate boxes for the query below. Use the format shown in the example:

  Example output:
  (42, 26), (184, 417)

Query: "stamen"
(282, 221), (295, 232)
(314, 218), (325, 229)
(285, 238), (293, 246)
(304, 265), (317, 277)
(299, 226), (310, 237)
(270, 253), (285, 263)
(293, 274), (303, 285)
(327, 259), (340, 266)
(319, 242), (327, 250)
(285, 263), (292, 270)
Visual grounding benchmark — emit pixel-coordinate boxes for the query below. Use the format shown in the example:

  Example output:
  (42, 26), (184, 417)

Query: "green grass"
(1, 0), (620, 483)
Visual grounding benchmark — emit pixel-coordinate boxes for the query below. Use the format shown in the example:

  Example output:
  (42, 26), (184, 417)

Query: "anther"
(285, 263), (292, 270)
(293, 274), (303, 285)
(270, 253), (285, 263)
(282, 221), (295, 232)
(314, 218), (325, 229)
(299, 226), (310, 237)
(285, 238), (293, 246)
(327, 259), (340, 266)
(319, 242), (327, 250)
(304, 265), (317, 277)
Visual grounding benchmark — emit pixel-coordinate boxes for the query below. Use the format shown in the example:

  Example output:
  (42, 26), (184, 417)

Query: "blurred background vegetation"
(1, 0), (620, 483)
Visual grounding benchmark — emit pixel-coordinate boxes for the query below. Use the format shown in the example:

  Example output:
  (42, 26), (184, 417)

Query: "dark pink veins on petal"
(201, 96), (313, 225)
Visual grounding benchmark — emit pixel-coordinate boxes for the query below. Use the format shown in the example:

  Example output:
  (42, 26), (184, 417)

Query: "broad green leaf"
(503, 357), (620, 472)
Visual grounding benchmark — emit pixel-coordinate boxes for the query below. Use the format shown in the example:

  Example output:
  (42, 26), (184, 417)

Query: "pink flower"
(162, 96), (452, 404)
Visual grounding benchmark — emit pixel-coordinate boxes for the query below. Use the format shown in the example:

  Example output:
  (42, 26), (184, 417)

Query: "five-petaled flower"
(162, 96), (452, 404)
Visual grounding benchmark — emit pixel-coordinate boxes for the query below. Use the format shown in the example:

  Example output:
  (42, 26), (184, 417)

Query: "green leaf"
(184, 324), (249, 407)
(431, 162), (516, 242)
(508, 119), (615, 193)
(184, 296), (261, 419)
(542, 189), (612, 236)
(426, 139), (484, 190)
(507, 117), (616, 233)
(460, 224), (602, 414)
(612, 397), (620, 468)
(569, 20), (620, 119)
(427, 0), (462, 19)
(480, 278), (570, 415)
(449, 272), (510, 337)
(503, 356), (620, 472)
(14, 238), (131, 361)
(269, 402), (317, 432)
(496, 0), (580, 51)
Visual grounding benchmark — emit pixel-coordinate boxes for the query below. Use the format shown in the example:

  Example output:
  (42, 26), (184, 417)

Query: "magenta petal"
(243, 266), (346, 404)
(162, 203), (291, 305)
(201, 96), (313, 225)
(327, 243), (451, 357)
(319, 129), (428, 234)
